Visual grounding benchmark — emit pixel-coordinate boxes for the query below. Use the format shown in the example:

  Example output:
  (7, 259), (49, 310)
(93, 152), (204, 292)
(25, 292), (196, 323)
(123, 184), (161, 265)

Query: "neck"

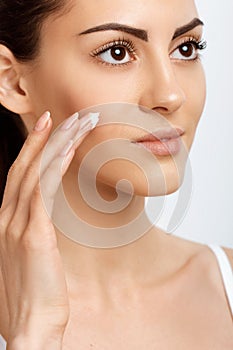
(52, 163), (170, 297)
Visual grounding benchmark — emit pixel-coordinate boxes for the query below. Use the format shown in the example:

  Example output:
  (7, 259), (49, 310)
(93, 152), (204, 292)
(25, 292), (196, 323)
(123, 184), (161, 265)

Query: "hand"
(0, 111), (99, 344)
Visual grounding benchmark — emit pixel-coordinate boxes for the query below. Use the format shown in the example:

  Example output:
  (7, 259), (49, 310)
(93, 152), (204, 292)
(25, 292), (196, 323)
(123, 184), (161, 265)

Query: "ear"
(0, 44), (33, 114)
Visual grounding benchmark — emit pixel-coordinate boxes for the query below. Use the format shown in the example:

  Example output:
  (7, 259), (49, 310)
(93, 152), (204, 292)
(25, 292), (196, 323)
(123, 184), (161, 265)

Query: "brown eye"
(110, 47), (127, 61)
(93, 40), (137, 66)
(170, 40), (200, 61)
(179, 43), (195, 58)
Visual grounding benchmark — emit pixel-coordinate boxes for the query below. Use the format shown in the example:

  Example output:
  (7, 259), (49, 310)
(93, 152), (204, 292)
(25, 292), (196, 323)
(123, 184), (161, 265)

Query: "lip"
(134, 127), (185, 142)
(132, 127), (184, 156)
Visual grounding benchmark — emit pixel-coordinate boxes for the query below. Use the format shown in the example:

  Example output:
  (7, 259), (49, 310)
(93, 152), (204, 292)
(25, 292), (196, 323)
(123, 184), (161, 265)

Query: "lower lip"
(134, 138), (182, 156)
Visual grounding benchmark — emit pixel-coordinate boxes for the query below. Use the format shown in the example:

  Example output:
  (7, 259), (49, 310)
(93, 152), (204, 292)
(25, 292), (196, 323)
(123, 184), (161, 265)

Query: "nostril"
(152, 91), (186, 114)
(153, 106), (170, 113)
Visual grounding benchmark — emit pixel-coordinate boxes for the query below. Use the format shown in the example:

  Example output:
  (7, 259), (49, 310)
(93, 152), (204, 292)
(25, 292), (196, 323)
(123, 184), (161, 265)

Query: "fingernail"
(73, 113), (100, 142)
(79, 112), (100, 130)
(34, 111), (51, 131)
(60, 112), (79, 130)
(60, 139), (74, 156)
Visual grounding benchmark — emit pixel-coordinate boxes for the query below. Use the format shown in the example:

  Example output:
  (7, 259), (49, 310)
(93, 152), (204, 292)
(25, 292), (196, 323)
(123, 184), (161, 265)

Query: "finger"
(9, 113), (100, 236)
(1, 111), (79, 231)
(40, 112), (99, 170)
(17, 112), (97, 205)
(39, 114), (100, 218)
(22, 114), (99, 217)
(1, 111), (52, 211)
(38, 143), (75, 218)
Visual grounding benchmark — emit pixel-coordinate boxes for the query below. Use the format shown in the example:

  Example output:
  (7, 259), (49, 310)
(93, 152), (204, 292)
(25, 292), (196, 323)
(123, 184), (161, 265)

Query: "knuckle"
(20, 233), (38, 251)
(32, 184), (42, 198)
(0, 208), (10, 234)
(7, 159), (25, 181)
(22, 163), (38, 184)
(0, 217), (6, 235)
(20, 225), (56, 252)
(30, 185), (47, 214)
(5, 221), (21, 239)
(20, 230), (35, 249)
(0, 219), (5, 234)
(7, 162), (18, 177)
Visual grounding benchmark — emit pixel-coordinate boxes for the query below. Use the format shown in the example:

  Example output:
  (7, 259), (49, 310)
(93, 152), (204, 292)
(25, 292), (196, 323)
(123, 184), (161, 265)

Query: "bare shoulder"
(164, 234), (209, 264)
(166, 235), (231, 289)
(167, 234), (233, 271)
(182, 240), (233, 306)
(170, 237), (233, 319)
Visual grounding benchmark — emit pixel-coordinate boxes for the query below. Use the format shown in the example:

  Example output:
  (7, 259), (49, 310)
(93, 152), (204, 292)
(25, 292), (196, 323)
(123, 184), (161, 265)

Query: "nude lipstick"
(132, 128), (184, 156)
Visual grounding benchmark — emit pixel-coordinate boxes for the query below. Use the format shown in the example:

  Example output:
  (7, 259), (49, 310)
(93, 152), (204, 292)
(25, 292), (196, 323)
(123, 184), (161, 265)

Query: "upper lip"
(134, 127), (185, 142)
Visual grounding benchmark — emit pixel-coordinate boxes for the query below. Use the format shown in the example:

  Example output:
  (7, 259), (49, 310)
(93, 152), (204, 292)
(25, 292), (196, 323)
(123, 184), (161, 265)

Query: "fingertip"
(33, 111), (52, 132)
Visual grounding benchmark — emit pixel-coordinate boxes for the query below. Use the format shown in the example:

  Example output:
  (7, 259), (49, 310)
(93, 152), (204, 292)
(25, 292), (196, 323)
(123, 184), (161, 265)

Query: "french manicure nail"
(74, 113), (99, 141)
(60, 112), (79, 130)
(79, 112), (100, 130)
(34, 111), (51, 131)
(60, 139), (74, 156)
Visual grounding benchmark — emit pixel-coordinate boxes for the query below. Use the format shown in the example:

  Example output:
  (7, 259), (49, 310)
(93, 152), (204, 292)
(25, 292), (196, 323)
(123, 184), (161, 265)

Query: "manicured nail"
(73, 113), (100, 142)
(60, 112), (79, 130)
(60, 139), (74, 156)
(34, 111), (51, 131)
(79, 112), (100, 130)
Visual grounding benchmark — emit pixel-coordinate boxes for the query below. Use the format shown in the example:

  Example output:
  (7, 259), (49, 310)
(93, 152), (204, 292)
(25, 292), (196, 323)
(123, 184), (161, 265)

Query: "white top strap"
(207, 244), (233, 315)
(0, 334), (6, 350)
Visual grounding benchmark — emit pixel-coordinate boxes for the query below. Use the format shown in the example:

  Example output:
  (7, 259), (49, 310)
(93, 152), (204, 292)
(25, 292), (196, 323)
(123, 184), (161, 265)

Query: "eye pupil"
(111, 47), (126, 61)
(180, 43), (193, 57)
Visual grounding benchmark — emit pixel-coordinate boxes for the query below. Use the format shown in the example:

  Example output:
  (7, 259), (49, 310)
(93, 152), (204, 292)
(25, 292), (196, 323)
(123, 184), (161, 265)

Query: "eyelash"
(177, 36), (207, 63)
(90, 36), (207, 68)
(90, 37), (137, 67)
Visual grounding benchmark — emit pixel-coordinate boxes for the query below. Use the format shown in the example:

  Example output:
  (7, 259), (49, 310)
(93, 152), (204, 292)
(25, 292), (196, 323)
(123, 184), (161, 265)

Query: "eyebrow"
(78, 17), (204, 42)
(79, 23), (148, 41)
(172, 18), (204, 40)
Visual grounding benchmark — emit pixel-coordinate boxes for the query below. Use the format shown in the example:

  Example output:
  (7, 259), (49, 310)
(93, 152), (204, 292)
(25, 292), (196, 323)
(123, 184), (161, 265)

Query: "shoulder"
(172, 236), (233, 272)
(191, 243), (233, 301)
(169, 236), (230, 290)
(167, 237), (232, 309)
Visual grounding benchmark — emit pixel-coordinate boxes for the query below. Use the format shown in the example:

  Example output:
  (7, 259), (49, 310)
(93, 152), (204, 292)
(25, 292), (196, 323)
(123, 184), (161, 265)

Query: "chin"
(95, 157), (186, 198)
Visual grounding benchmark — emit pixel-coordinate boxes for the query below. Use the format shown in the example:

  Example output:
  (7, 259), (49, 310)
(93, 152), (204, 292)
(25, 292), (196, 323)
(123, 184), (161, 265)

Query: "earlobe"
(0, 44), (32, 114)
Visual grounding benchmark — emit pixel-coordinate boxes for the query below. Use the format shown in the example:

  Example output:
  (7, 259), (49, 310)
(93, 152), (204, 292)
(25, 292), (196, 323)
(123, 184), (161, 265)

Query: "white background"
(147, 0), (233, 248)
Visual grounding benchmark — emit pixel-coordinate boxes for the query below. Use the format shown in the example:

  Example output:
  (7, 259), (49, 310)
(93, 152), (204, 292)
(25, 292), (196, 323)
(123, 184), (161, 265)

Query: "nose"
(138, 54), (186, 115)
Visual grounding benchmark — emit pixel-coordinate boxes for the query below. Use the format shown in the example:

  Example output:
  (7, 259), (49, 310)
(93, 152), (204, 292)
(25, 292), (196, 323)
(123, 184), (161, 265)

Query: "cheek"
(185, 64), (206, 125)
(179, 63), (206, 149)
(60, 63), (138, 110)
(30, 60), (137, 130)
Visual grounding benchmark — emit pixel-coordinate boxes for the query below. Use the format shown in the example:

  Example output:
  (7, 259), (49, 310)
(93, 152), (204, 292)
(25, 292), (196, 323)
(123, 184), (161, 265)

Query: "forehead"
(50, 0), (198, 32)
(39, 0), (200, 54)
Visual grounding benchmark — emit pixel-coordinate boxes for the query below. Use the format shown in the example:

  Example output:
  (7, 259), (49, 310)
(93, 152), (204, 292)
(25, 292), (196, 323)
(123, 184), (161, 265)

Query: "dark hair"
(0, 0), (68, 206)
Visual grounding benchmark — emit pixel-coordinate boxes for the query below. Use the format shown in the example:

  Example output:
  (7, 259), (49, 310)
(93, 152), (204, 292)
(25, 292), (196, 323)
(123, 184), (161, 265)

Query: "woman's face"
(23, 0), (206, 196)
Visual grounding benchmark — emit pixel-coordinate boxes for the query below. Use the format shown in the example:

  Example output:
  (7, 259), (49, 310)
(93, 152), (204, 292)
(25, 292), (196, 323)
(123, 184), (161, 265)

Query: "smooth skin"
(0, 0), (232, 349)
